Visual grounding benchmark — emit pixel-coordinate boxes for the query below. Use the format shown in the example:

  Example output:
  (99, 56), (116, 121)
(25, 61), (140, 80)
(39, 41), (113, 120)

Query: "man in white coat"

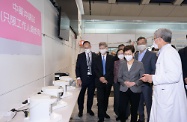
(140, 28), (187, 122)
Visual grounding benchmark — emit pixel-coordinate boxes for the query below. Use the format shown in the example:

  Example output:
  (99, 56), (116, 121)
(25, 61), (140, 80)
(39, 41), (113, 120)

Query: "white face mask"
(100, 49), (107, 55)
(85, 49), (91, 53)
(153, 41), (158, 49)
(137, 45), (146, 51)
(118, 54), (124, 60)
(125, 55), (133, 61)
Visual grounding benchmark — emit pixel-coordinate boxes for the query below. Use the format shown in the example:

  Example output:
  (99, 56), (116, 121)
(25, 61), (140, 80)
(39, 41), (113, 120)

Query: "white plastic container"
(29, 94), (55, 122)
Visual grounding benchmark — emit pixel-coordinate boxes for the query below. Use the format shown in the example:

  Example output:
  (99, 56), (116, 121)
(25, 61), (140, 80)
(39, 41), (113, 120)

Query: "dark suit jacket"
(75, 52), (96, 84)
(94, 54), (114, 87)
(135, 50), (157, 86)
(179, 47), (187, 83)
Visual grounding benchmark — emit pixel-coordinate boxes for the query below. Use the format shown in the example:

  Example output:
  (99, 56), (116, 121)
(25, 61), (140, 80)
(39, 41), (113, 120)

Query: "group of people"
(75, 28), (187, 122)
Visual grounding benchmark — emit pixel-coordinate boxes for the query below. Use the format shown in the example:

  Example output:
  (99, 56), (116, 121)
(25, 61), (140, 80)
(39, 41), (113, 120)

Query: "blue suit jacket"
(135, 50), (157, 86)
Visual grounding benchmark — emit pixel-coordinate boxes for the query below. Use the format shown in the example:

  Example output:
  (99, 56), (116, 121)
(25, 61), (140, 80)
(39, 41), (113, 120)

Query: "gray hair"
(154, 28), (172, 43)
(99, 42), (108, 47)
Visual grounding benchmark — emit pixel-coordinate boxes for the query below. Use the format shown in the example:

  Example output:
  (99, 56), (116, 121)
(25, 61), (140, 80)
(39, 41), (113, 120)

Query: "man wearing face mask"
(76, 41), (97, 117)
(140, 28), (187, 122)
(94, 42), (114, 122)
(135, 37), (157, 122)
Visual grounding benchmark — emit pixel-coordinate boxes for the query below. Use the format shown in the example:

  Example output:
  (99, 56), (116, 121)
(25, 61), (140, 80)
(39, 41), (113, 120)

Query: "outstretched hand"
(140, 74), (153, 83)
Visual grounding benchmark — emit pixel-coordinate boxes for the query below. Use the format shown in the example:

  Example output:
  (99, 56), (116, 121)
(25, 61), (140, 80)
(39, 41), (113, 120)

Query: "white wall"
(82, 34), (136, 53)
(0, 0), (79, 113)
(82, 32), (187, 52)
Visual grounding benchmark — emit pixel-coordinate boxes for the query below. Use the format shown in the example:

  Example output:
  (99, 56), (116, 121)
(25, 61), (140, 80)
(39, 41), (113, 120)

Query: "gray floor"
(70, 95), (147, 122)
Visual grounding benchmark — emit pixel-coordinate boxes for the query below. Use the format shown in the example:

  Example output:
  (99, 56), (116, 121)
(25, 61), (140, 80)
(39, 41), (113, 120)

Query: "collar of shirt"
(101, 54), (107, 60)
(85, 52), (91, 56)
(160, 44), (171, 54)
(138, 49), (147, 61)
(85, 52), (92, 59)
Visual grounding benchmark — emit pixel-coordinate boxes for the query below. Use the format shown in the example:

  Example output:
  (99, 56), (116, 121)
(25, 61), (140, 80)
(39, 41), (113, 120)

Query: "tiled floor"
(70, 96), (147, 122)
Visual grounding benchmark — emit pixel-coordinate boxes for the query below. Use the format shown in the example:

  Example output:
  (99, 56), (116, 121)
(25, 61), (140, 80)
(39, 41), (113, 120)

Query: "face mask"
(125, 55), (133, 61)
(100, 49), (107, 55)
(153, 41), (158, 49)
(118, 54), (124, 60)
(85, 49), (91, 53)
(137, 45), (146, 51)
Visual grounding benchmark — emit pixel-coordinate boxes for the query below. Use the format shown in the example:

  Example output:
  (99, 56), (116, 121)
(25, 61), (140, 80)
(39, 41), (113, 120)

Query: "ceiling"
(82, 0), (187, 22)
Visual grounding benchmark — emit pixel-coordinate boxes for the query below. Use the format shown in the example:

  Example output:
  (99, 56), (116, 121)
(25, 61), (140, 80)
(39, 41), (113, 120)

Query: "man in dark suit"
(135, 37), (157, 122)
(179, 39), (187, 95)
(75, 41), (96, 117)
(94, 42), (114, 122)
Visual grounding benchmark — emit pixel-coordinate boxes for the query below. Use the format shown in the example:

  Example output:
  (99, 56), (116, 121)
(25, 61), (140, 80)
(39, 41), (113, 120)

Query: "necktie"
(102, 56), (106, 75)
(87, 53), (90, 64)
(87, 53), (91, 75)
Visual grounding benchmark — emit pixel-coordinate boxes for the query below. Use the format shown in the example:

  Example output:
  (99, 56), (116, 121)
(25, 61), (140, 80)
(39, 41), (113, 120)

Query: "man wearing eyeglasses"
(140, 28), (187, 122)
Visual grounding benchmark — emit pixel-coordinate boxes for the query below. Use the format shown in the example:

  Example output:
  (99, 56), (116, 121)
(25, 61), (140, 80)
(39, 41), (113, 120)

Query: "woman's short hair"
(116, 49), (124, 54)
(123, 45), (135, 53)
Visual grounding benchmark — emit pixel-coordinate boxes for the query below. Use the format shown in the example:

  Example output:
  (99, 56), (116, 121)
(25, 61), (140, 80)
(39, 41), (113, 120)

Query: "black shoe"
(87, 110), (95, 116)
(98, 119), (104, 122)
(105, 113), (110, 119)
(78, 112), (83, 117)
(116, 116), (120, 121)
(137, 119), (144, 122)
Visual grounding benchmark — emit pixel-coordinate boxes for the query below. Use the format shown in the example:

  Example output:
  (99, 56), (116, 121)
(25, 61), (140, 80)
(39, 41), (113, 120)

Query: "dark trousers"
(78, 76), (95, 112)
(114, 82), (131, 118)
(97, 83), (112, 121)
(138, 85), (152, 122)
(113, 82), (120, 116)
(119, 89), (141, 122)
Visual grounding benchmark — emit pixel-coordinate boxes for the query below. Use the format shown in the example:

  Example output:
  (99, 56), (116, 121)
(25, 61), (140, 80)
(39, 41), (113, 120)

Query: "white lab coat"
(151, 44), (187, 122)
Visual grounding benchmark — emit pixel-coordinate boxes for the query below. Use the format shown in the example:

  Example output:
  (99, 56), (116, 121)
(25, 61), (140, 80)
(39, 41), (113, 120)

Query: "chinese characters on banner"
(0, 0), (41, 46)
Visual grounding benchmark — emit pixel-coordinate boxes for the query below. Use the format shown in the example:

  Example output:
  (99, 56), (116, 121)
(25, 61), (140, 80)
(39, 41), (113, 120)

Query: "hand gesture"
(140, 74), (153, 83)
(124, 81), (135, 88)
